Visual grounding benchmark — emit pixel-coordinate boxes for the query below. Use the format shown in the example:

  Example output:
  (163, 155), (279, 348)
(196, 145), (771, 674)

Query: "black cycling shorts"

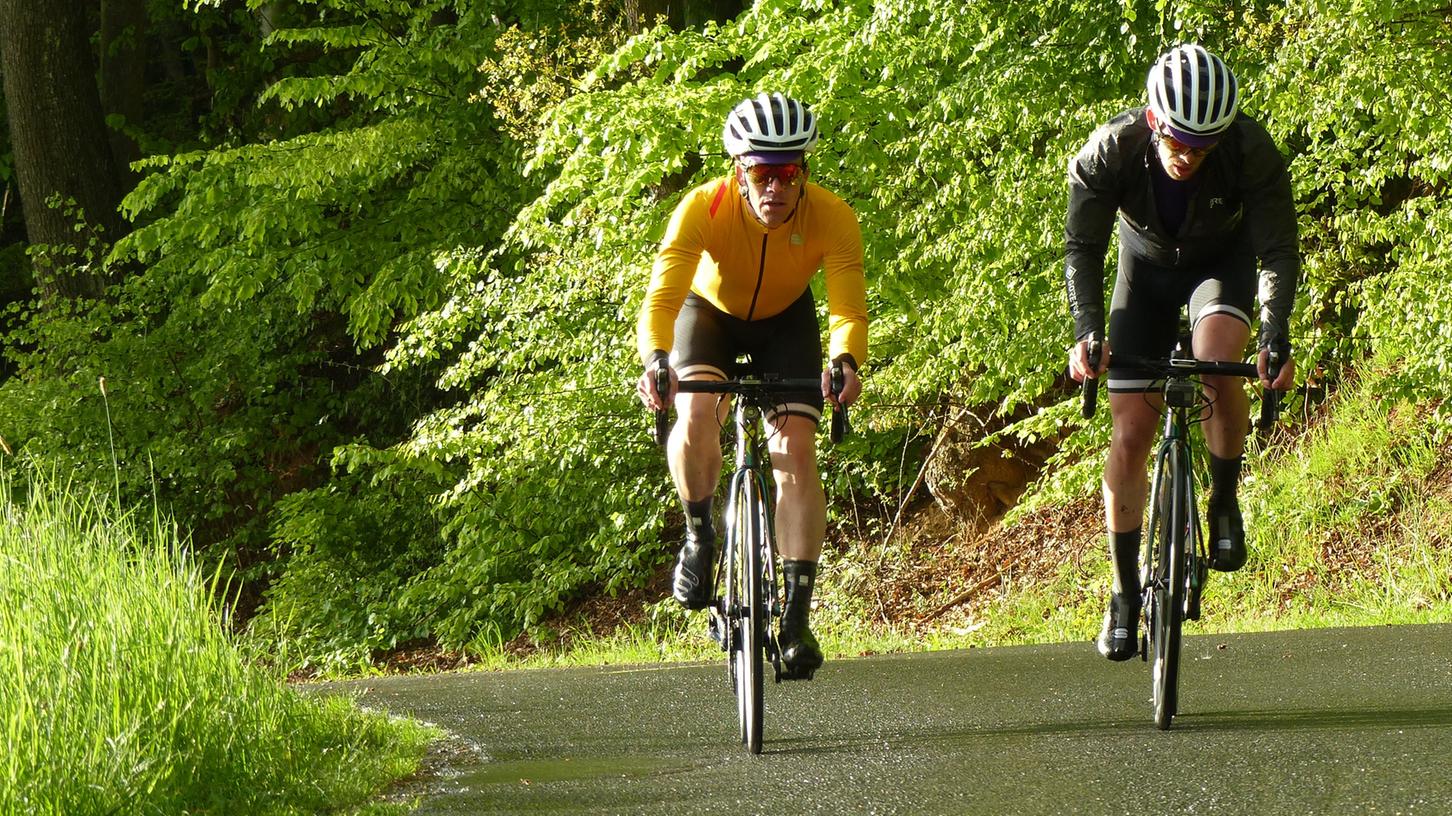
(671, 290), (824, 423)
(1107, 242), (1255, 393)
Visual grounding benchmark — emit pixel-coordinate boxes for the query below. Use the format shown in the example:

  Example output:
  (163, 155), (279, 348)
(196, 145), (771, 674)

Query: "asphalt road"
(319, 624), (1452, 815)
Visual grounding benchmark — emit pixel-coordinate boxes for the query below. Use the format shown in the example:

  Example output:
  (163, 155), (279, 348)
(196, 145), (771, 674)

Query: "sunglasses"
(740, 162), (805, 187)
(1155, 127), (1217, 159)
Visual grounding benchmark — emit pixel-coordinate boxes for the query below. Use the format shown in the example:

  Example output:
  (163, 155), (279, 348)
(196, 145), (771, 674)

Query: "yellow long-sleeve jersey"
(637, 176), (868, 368)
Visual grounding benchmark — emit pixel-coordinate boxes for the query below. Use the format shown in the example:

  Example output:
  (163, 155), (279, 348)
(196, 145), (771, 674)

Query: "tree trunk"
(100, 0), (147, 180)
(0, 0), (128, 299)
(685, 0), (744, 28)
(625, 0), (680, 32)
(625, 0), (743, 32)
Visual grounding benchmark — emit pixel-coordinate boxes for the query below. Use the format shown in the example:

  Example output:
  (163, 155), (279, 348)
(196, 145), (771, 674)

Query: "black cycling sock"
(683, 497), (715, 542)
(1109, 528), (1142, 596)
(782, 559), (817, 622)
(1208, 454), (1243, 507)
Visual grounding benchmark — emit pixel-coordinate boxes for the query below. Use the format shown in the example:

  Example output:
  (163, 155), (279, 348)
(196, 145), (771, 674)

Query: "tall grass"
(0, 475), (432, 815)
(1211, 372), (1452, 628)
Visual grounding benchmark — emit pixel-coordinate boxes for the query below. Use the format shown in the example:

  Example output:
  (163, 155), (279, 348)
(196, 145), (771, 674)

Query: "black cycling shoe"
(777, 559), (822, 679)
(671, 535), (715, 610)
(1096, 591), (1141, 662)
(777, 620), (823, 680)
(1208, 499), (1247, 572)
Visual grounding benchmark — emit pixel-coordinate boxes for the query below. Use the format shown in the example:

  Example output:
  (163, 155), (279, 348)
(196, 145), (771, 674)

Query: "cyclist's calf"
(669, 392), (728, 501)
(766, 414), (826, 563)
(1199, 372), (1250, 458)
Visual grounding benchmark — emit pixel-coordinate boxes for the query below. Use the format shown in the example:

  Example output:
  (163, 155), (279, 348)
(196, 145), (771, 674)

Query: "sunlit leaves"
(397, 0), (1452, 656)
(18, 0), (1452, 665)
(1252, 0), (1452, 399)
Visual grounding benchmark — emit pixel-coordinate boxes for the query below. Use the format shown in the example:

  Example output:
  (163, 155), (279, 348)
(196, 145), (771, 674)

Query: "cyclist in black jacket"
(1064, 45), (1298, 661)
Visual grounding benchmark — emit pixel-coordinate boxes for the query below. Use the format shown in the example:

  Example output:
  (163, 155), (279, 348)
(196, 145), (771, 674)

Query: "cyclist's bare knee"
(674, 391), (728, 435)
(767, 414), (820, 481)
(1191, 312), (1251, 360)
(1108, 393), (1158, 454)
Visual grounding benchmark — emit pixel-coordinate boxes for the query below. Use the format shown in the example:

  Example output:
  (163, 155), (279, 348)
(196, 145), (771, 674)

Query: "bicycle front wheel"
(1148, 442), (1188, 730)
(726, 470), (766, 754)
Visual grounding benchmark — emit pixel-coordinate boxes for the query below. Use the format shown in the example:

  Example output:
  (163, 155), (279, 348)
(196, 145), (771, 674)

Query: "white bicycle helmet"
(721, 93), (819, 158)
(1146, 45), (1238, 146)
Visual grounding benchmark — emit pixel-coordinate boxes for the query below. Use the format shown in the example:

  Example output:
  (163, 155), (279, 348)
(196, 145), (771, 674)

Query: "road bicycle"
(652, 365), (848, 754)
(1082, 337), (1281, 729)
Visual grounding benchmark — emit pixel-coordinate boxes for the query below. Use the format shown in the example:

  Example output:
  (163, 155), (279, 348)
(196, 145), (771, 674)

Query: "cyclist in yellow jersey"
(636, 93), (867, 677)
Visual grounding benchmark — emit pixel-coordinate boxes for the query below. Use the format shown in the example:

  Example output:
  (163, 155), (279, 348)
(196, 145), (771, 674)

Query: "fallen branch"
(919, 569), (1006, 624)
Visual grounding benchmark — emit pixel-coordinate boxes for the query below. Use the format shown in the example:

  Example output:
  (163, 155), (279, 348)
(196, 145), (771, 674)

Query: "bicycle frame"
(1082, 341), (1281, 730)
(723, 393), (782, 634)
(1143, 369), (1204, 729)
(656, 371), (848, 754)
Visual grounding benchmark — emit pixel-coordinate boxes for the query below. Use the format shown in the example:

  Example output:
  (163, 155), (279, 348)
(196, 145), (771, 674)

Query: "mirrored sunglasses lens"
(746, 164), (801, 185)
(1159, 129), (1213, 157)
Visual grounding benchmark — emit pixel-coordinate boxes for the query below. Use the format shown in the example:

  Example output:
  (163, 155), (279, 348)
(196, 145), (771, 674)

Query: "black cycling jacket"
(1064, 107), (1299, 348)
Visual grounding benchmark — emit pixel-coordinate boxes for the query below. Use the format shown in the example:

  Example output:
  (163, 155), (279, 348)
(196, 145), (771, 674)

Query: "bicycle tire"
(727, 470), (766, 754)
(1150, 443), (1187, 730)
(722, 487), (743, 696)
(1185, 476), (1207, 623)
(760, 492), (784, 683)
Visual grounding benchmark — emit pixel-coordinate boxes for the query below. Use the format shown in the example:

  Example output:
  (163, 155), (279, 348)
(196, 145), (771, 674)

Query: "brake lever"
(1258, 347), (1284, 431)
(830, 363), (850, 443)
(652, 364), (671, 447)
(1082, 339), (1102, 419)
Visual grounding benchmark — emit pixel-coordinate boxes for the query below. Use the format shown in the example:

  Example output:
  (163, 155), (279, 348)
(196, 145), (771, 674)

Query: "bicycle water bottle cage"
(1165, 377), (1198, 409)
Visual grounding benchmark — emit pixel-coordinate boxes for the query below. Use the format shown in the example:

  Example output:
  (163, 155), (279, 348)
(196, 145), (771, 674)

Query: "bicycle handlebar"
(651, 371), (850, 445)
(1108, 354), (1259, 379)
(1080, 352), (1281, 428)
(674, 377), (824, 395)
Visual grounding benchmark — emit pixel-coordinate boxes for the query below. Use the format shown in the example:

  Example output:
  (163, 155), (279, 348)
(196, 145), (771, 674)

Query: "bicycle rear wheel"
(726, 470), (766, 754)
(1148, 443), (1187, 730)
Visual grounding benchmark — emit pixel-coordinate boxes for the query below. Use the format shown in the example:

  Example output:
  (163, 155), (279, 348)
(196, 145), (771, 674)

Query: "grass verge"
(0, 474), (434, 815)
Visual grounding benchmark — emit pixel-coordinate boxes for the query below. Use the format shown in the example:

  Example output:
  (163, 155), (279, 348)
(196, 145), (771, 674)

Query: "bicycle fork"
(719, 403), (785, 680)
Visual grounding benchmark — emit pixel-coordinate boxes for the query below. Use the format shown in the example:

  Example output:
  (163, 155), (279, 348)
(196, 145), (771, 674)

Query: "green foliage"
(4, 0), (1452, 671)
(1251, 0), (1452, 405)
(0, 0), (549, 655)
(247, 453), (454, 673)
